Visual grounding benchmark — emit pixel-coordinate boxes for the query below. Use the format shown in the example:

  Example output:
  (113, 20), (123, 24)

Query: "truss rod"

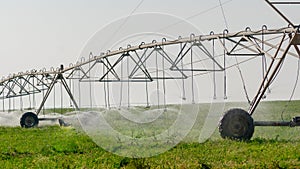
(36, 71), (79, 116)
(269, 1), (300, 5)
(265, 0), (295, 27)
(249, 33), (296, 115)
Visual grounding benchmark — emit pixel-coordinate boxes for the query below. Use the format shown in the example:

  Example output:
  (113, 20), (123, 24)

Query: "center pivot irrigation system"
(1, 0), (300, 140)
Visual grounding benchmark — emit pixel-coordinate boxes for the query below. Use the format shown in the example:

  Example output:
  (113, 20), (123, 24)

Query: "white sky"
(0, 0), (299, 102)
(0, 0), (290, 75)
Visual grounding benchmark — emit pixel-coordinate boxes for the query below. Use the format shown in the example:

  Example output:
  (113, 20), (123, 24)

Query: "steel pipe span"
(0, 26), (297, 85)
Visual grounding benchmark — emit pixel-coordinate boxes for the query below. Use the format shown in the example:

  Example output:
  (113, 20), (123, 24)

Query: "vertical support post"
(223, 30), (228, 100)
(2, 85), (4, 112)
(211, 31), (217, 99)
(127, 54), (130, 108)
(155, 49), (160, 108)
(191, 44), (195, 104)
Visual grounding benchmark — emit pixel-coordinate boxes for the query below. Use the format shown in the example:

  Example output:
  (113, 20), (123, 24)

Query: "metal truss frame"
(0, 25), (299, 116)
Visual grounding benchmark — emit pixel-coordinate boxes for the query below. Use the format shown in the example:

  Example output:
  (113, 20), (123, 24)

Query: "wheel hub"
(25, 116), (35, 127)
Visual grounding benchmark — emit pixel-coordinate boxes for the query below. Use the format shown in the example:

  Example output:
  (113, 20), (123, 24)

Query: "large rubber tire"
(219, 108), (254, 141)
(20, 112), (39, 128)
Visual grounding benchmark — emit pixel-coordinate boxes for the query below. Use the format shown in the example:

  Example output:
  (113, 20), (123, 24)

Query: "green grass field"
(1, 100), (300, 168)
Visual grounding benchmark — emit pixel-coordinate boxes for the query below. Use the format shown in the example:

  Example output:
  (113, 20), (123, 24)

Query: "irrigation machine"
(0, 0), (300, 141)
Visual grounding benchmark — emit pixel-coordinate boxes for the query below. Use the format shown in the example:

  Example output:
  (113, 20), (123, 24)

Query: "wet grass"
(0, 126), (299, 168)
(0, 100), (300, 168)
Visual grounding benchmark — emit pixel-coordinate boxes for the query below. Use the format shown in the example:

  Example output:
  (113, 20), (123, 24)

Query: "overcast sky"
(0, 0), (291, 74)
(0, 0), (299, 102)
